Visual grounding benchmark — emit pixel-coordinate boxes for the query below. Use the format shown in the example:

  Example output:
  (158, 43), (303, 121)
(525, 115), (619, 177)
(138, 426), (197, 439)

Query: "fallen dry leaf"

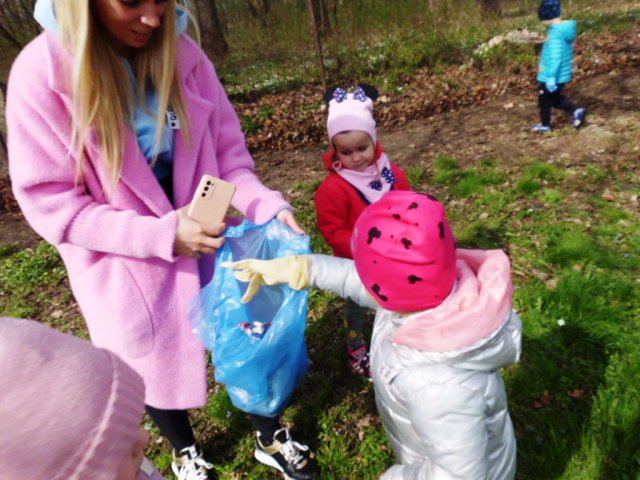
(533, 390), (552, 409)
(568, 388), (587, 399)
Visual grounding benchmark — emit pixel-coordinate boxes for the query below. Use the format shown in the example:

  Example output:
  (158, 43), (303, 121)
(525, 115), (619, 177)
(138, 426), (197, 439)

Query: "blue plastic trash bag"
(191, 219), (311, 417)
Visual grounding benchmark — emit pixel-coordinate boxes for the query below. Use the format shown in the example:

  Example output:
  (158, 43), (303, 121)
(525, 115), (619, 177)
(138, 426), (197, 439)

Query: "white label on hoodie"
(166, 107), (180, 130)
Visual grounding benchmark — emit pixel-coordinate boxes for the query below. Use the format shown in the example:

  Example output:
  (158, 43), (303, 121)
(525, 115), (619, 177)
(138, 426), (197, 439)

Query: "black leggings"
(145, 405), (280, 452)
(538, 82), (578, 126)
(248, 413), (281, 440)
(145, 405), (196, 452)
(145, 406), (281, 450)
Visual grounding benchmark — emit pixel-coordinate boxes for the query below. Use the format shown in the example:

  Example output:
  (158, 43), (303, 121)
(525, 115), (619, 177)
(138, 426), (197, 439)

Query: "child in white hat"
(315, 84), (412, 378)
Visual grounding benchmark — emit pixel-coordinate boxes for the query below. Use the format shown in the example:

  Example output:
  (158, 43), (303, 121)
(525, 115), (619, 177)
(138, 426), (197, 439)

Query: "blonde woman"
(6, 1), (310, 479)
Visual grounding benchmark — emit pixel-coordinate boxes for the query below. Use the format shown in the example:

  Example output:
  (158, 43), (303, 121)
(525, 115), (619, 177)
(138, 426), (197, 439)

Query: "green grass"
(2, 152), (638, 478)
(218, 0), (502, 97)
(576, 8), (640, 34)
(432, 154), (506, 198)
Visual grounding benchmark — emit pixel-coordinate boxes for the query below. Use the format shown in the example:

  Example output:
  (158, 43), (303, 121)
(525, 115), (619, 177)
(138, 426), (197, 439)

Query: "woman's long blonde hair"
(54, 0), (190, 186)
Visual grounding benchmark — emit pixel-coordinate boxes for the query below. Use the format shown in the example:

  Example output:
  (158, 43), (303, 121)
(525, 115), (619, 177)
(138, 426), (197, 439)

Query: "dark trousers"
(145, 405), (281, 450)
(145, 405), (196, 452)
(538, 82), (578, 126)
(247, 413), (281, 440)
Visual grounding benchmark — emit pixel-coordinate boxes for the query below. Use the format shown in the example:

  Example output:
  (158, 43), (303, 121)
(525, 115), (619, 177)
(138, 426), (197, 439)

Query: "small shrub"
(0, 244), (19, 258)
(539, 188), (564, 204)
(406, 164), (426, 187)
(240, 115), (260, 135)
(517, 177), (541, 195)
(0, 242), (65, 292)
(433, 154), (460, 171)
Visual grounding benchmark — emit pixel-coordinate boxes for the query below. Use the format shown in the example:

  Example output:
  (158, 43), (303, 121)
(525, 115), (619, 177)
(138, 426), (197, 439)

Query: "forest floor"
(1, 28), (639, 248)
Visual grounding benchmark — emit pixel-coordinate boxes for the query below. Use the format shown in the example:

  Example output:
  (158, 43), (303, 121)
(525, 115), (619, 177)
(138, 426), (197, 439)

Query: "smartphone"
(188, 175), (236, 231)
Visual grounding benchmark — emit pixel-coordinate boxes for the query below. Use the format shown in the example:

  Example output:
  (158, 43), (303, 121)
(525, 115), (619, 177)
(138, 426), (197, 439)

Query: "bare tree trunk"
(330, 0), (339, 27)
(0, 23), (22, 50)
(0, 130), (6, 162)
(247, 0), (271, 18)
(0, 80), (7, 164)
(192, 0), (229, 61)
(0, 0), (39, 48)
(306, 0), (327, 89)
(310, 0), (331, 37)
(478, 0), (502, 17)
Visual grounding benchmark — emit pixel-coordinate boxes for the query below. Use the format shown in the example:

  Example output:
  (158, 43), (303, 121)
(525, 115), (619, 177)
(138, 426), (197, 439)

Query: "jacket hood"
(385, 250), (520, 372)
(392, 249), (513, 350)
(549, 19), (577, 42)
(34, 0), (189, 36)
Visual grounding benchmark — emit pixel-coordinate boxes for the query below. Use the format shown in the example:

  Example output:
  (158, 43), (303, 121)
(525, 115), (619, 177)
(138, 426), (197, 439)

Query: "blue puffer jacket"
(537, 20), (577, 85)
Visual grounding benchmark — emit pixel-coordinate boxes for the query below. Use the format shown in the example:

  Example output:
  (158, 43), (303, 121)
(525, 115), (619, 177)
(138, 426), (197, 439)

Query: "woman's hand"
(276, 209), (305, 235)
(174, 207), (226, 258)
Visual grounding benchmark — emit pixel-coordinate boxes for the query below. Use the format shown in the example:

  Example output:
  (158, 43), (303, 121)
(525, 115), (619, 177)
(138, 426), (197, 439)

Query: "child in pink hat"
(225, 190), (522, 479)
(0, 317), (166, 480)
(315, 84), (411, 378)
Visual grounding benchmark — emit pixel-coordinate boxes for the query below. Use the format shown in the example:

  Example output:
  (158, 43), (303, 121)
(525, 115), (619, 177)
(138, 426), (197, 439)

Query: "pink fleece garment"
(6, 32), (290, 409)
(0, 317), (166, 480)
(392, 249), (514, 352)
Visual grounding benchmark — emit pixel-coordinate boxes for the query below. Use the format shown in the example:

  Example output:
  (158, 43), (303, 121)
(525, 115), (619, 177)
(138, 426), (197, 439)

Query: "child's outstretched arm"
(309, 254), (377, 309)
(222, 255), (311, 303)
(224, 254), (377, 308)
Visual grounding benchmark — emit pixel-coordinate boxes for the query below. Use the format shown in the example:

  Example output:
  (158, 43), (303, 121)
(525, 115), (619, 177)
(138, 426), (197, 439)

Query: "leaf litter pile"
(238, 29), (640, 153)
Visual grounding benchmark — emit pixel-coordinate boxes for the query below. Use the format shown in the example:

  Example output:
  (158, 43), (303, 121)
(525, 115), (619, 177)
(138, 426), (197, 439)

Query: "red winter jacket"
(314, 145), (411, 258)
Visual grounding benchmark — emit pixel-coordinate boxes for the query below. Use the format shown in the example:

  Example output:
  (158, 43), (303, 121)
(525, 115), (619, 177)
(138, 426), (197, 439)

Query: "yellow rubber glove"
(222, 255), (311, 303)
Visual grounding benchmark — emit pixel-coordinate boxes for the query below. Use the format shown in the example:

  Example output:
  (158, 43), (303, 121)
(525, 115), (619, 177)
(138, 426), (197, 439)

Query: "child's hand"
(222, 255), (311, 303)
(545, 79), (557, 93)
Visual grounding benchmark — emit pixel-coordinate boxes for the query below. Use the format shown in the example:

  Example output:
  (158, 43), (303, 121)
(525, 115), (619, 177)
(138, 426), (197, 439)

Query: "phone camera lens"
(206, 181), (212, 185)
(201, 193), (206, 197)
(204, 186), (209, 191)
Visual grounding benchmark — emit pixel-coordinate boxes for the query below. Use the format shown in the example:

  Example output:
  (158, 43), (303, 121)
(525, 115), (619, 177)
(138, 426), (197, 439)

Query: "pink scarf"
(392, 249), (514, 352)
(335, 152), (395, 204)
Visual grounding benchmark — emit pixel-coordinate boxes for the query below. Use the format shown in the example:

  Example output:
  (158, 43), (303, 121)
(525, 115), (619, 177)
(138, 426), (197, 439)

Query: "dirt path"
(2, 66), (639, 249)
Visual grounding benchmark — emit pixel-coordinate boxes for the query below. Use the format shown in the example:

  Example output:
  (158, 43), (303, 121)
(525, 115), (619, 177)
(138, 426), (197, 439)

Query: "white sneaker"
(171, 445), (213, 480)
(254, 428), (318, 480)
(531, 124), (552, 133)
(573, 108), (587, 129)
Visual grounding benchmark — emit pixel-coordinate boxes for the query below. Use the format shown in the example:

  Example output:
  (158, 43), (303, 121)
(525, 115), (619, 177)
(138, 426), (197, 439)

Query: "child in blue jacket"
(532, 0), (586, 133)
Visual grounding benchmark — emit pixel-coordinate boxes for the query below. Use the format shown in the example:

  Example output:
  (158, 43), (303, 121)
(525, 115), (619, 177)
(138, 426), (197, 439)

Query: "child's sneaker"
(172, 445), (214, 480)
(348, 344), (371, 379)
(573, 108), (587, 129)
(255, 428), (318, 480)
(531, 124), (552, 133)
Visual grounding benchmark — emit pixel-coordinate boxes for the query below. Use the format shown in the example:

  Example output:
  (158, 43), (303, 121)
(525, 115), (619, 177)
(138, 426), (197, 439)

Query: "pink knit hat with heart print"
(0, 317), (148, 480)
(326, 85), (378, 143)
(351, 191), (457, 312)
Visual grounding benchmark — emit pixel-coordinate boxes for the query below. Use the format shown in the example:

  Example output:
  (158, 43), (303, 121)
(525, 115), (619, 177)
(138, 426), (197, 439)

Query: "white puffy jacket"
(309, 251), (522, 479)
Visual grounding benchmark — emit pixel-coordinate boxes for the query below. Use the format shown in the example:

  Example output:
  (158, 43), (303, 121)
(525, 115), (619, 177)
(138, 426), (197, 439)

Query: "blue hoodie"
(33, 0), (189, 178)
(537, 20), (577, 85)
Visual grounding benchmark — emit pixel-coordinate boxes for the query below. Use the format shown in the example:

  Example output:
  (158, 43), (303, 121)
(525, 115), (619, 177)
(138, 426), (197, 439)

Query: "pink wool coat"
(6, 32), (291, 409)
